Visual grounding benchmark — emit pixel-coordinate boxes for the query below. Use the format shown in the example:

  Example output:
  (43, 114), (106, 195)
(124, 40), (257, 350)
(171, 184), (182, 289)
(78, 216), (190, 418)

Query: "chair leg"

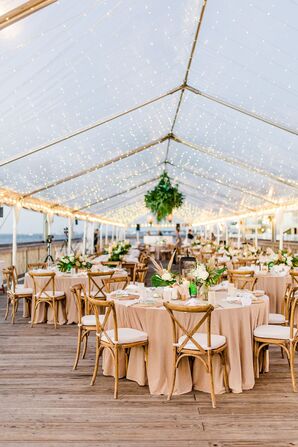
(73, 326), (82, 370)
(4, 295), (10, 320)
(11, 299), (16, 324)
(53, 300), (57, 329)
(114, 345), (119, 399)
(281, 347), (284, 359)
(144, 343), (149, 372)
(90, 338), (101, 386)
(208, 351), (216, 408)
(255, 343), (260, 379)
(290, 343), (297, 393)
(31, 298), (36, 328)
(82, 332), (89, 359)
(62, 298), (67, 323)
(167, 348), (177, 401)
(221, 349), (230, 393)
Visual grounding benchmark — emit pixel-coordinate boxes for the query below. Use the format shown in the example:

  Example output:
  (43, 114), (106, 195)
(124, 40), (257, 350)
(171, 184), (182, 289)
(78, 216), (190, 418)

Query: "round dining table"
(102, 291), (269, 396)
(255, 272), (291, 314)
(23, 269), (127, 324)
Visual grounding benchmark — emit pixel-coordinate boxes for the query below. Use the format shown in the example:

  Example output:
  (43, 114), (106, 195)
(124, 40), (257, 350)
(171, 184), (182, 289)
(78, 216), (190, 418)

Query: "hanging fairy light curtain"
(144, 172), (184, 222)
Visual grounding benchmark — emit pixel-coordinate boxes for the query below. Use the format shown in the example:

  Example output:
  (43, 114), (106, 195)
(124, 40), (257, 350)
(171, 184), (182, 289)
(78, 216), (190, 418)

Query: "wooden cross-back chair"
(100, 261), (122, 268)
(135, 266), (148, 284)
(163, 302), (229, 408)
(228, 270), (257, 291)
(71, 283), (100, 370)
(179, 256), (197, 275)
(201, 251), (215, 263)
(86, 271), (114, 299)
(254, 287), (298, 392)
(27, 262), (47, 271)
(3, 267), (32, 323)
(268, 283), (294, 326)
(87, 297), (148, 398)
(121, 262), (136, 282)
(290, 271), (298, 287)
(29, 272), (66, 328)
(103, 276), (129, 294)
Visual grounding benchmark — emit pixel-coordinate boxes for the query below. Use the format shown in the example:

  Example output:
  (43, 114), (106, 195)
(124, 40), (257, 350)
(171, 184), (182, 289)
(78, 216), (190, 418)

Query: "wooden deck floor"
(0, 298), (298, 447)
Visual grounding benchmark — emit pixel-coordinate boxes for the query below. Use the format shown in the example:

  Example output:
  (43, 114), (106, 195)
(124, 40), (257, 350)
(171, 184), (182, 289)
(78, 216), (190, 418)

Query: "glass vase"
(200, 283), (209, 301)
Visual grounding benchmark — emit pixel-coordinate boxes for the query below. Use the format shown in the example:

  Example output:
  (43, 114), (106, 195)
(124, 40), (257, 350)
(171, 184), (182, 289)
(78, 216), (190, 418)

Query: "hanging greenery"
(144, 172), (184, 222)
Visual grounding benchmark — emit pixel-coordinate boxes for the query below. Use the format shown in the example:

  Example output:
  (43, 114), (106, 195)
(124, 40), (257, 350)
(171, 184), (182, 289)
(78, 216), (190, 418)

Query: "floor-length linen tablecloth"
(102, 294), (269, 395)
(255, 273), (291, 313)
(23, 272), (127, 324)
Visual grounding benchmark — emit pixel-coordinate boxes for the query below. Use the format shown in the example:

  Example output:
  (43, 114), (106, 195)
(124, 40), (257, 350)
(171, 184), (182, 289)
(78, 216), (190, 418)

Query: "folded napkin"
(186, 298), (201, 306)
(118, 299), (140, 307)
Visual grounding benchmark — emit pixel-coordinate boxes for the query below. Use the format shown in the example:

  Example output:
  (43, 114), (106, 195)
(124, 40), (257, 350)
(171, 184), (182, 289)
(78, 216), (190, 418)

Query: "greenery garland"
(144, 172), (184, 222)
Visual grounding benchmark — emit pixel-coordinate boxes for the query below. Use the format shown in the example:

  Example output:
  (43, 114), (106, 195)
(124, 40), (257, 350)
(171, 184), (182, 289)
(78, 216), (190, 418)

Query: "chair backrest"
(228, 270), (256, 290)
(179, 256), (196, 275)
(121, 262), (136, 282)
(288, 287), (298, 340)
(87, 296), (119, 343)
(163, 301), (214, 354)
(135, 267), (148, 283)
(101, 261), (122, 268)
(5, 265), (18, 289)
(87, 271), (114, 298)
(70, 283), (87, 324)
(29, 272), (56, 298)
(3, 268), (15, 293)
(290, 271), (298, 287)
(103, 276), (129, 294)
(27, 262), (47, 271)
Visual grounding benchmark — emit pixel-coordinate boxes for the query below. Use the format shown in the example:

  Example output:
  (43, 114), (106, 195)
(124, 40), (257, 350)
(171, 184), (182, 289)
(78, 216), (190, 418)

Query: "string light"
(0, 0), (296, 228)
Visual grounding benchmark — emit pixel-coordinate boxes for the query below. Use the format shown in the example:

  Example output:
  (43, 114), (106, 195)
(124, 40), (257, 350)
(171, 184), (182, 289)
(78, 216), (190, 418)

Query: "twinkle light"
(0, 0), (296, 228)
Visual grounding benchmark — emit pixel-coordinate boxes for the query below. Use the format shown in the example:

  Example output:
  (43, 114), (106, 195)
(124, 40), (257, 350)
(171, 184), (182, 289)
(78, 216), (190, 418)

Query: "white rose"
(161, 271), (172, 281)
(199, 268), (209, 280)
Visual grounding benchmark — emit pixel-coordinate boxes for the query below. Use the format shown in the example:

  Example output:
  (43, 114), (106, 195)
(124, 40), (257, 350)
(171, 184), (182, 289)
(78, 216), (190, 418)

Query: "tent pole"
(254, 224), (258, 248)
(12, 206), (18, 267)
(99, 224), (103, 251)
(225, 224), (229, 245)
(67, 217), (72, 256)
(237, 221), (241, 249)
(82, 220), (87, 255)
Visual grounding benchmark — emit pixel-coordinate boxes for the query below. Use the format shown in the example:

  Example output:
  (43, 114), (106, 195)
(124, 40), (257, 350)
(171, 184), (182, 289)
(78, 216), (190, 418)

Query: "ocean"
(0, 233), (82, 245)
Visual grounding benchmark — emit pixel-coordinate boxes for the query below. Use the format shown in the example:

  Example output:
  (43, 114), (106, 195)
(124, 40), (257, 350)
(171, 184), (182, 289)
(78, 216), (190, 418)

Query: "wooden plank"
(0, 297), (298, 445)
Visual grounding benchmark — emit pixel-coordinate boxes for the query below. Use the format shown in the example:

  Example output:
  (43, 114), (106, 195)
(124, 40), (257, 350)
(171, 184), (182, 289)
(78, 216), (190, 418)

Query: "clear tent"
(0, 0), (297, 226)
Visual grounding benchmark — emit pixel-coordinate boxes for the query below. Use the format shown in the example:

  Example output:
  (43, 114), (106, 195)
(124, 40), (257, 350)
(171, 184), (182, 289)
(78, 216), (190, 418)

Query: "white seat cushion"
(100, 328), (148, 344)
(254, 325), (297, 340)
(268, 313), (286, 324)
(177, 333), (226, 351)
(37, 291), (65, 299)
(81, 314), (104, 326)
(15, 287), (33, 295)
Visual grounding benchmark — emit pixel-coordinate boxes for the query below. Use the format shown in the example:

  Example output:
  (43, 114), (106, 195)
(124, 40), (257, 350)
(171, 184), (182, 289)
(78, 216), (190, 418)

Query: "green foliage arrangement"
(144, 172), (184, 222)
(57, 254), (92, 272)
(107, 241), (131, 262)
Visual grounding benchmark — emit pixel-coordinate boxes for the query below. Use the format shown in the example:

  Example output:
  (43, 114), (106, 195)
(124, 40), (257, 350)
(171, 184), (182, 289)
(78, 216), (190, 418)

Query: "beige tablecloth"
(255, 273), (291, 313)
(102, 292), (269, 396)
(24, 271), (126, 325)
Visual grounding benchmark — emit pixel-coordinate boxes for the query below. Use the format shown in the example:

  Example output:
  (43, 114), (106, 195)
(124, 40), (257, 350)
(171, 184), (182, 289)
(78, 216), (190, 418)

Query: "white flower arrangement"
(57, 253), (92, 272)
(150, 251), (177, 287)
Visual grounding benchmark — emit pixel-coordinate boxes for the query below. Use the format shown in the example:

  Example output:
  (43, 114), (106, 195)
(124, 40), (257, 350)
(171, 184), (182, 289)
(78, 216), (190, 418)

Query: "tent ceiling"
(0, 0), (297, 225)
